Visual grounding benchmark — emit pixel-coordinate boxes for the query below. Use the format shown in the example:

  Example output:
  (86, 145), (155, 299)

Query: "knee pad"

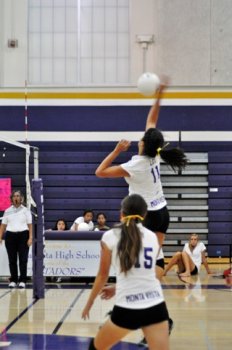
(88, 338), (97, 350)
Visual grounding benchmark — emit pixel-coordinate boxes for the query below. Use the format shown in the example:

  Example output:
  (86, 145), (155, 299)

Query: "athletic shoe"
(0, 341), (12, 347)
(18, 282), (26, 289)
(8, 282), (17, 288)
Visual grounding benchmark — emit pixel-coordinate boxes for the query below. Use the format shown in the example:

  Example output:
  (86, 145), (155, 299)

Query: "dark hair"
(117, 194), (147, 274)
(97, 212), (107, 220)
(142, 128), (188, 172)
(53, 219), (69, 231)
(83, 209), (94, 217)
(10, 190), (25, 204)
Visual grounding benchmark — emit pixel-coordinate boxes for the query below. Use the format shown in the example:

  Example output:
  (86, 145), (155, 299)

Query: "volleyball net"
(0, 136), (39, 210)
(0, 137), (44, 298)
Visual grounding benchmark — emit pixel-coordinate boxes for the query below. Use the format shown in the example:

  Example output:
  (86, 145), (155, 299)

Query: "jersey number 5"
(135, 247), (153, 269)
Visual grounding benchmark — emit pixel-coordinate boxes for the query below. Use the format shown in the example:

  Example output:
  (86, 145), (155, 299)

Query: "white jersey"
(183, 242), (206, 271)
(2, 205), (32, 232)
(70, 216), (94, 231)
(102, 223), (164, 309)
(121, 155), (167, 211)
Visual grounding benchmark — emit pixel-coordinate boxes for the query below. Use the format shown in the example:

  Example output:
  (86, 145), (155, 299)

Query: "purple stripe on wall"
(208, 198), (232, 209)
(208, 234), (232, 244)
(209, 188), (232, 198)
(208, 210), (232, 221)
(209, 222), (232, 232)
(1, 105), (232, 131)
(208, 175), (232, 186)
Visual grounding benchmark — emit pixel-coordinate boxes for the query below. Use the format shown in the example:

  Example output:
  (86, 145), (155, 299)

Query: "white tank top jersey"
(102, 223), (164, 309)
(183, 242), (206, 271)
(121, 155), (167, 211)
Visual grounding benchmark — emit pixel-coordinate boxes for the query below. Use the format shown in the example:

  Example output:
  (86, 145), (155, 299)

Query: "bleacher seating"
(0, 142), (231, 257)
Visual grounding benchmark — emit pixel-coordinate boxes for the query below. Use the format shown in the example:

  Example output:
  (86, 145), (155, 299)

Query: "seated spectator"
(94, 213), (110, 231)
(164, 233), (211, 277)
(70, 209), (94, 231)
(53, 219), (69, 231)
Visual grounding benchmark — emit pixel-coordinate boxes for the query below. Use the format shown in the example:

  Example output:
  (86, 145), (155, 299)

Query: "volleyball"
(78, 222), (90, 231)
(137, 72), (160, 96)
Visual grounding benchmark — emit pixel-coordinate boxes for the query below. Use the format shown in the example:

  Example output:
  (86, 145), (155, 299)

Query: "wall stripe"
(2, 98), (232, 106)
(0, 131), (231, 142)
(1, 91), (232, 106)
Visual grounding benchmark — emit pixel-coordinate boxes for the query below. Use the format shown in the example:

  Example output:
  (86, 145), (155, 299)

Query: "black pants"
(5, 230), (29, 283)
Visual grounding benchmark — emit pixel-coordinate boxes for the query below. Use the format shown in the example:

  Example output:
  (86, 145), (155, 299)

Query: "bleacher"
(0, 142), (231, 257)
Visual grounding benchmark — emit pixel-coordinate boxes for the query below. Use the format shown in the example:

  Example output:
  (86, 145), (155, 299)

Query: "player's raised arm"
(145, 76), (169, 131)
(95, 140), (131, 178)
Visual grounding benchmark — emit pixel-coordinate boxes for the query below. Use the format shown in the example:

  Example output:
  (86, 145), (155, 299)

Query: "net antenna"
(0, 136), (38, 209)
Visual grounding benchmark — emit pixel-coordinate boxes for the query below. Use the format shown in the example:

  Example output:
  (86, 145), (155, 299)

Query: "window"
(28, 0), (130, 86)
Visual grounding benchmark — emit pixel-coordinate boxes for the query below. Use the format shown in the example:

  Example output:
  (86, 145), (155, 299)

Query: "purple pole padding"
(32, 179), (45, 299)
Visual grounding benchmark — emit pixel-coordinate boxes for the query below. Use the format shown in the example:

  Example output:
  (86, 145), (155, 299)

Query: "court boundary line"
(0, 290), (11, 300)
(0, 297), (39, 335)
(52, 289), (85, 335)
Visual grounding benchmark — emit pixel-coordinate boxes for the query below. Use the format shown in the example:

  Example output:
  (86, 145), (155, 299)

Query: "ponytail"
(117, 219), (142, 274)
(143, 128), (188, 172)
(159, 147), (188, 172)
(116, 194), (147, 274)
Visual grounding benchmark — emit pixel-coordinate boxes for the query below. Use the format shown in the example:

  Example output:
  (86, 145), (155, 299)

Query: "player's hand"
(82, 305), (90, 320)
(159, 75), (170, 92)
(27, 237), (33, 247)
(82, 300), (94, 320)
(114, 140), (131, 153)
(99, 285), (116, 300)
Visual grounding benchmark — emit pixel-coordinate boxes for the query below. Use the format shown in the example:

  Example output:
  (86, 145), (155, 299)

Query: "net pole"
(24, 79), (28, 144)
(25, 146), (31, 209)
(33, 147), (39, 180)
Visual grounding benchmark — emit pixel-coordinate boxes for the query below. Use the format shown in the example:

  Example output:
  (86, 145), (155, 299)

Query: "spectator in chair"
(46, 219), (69, 283)
(94, 213), (110, 231)
(70, 209), (94, 231)
(53, 219), (69, 231)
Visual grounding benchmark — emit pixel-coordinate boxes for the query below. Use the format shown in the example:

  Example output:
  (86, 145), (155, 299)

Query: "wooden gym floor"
(0, 263), (232, 349)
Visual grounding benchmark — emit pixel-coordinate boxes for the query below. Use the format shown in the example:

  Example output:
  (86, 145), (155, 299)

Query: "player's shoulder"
(102, 227), (120, 240)
(198, 241), (206, 249)
(4, 206), (12, 213)
(140, 225), (158, 241)
(75, 216), (83, 223)
(102, 227), (121, 249)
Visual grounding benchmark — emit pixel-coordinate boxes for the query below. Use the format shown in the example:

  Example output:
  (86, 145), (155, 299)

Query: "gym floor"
(0, 264), (231, 350)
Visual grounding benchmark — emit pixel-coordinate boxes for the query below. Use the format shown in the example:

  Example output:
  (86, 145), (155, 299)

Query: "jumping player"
(95, 78), (188, 343)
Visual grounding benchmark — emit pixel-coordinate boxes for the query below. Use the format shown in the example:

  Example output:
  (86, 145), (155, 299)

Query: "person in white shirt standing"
(164, 233), (211, 277)
(82, 194), (170, 350)
(0, 190), (32, 288)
